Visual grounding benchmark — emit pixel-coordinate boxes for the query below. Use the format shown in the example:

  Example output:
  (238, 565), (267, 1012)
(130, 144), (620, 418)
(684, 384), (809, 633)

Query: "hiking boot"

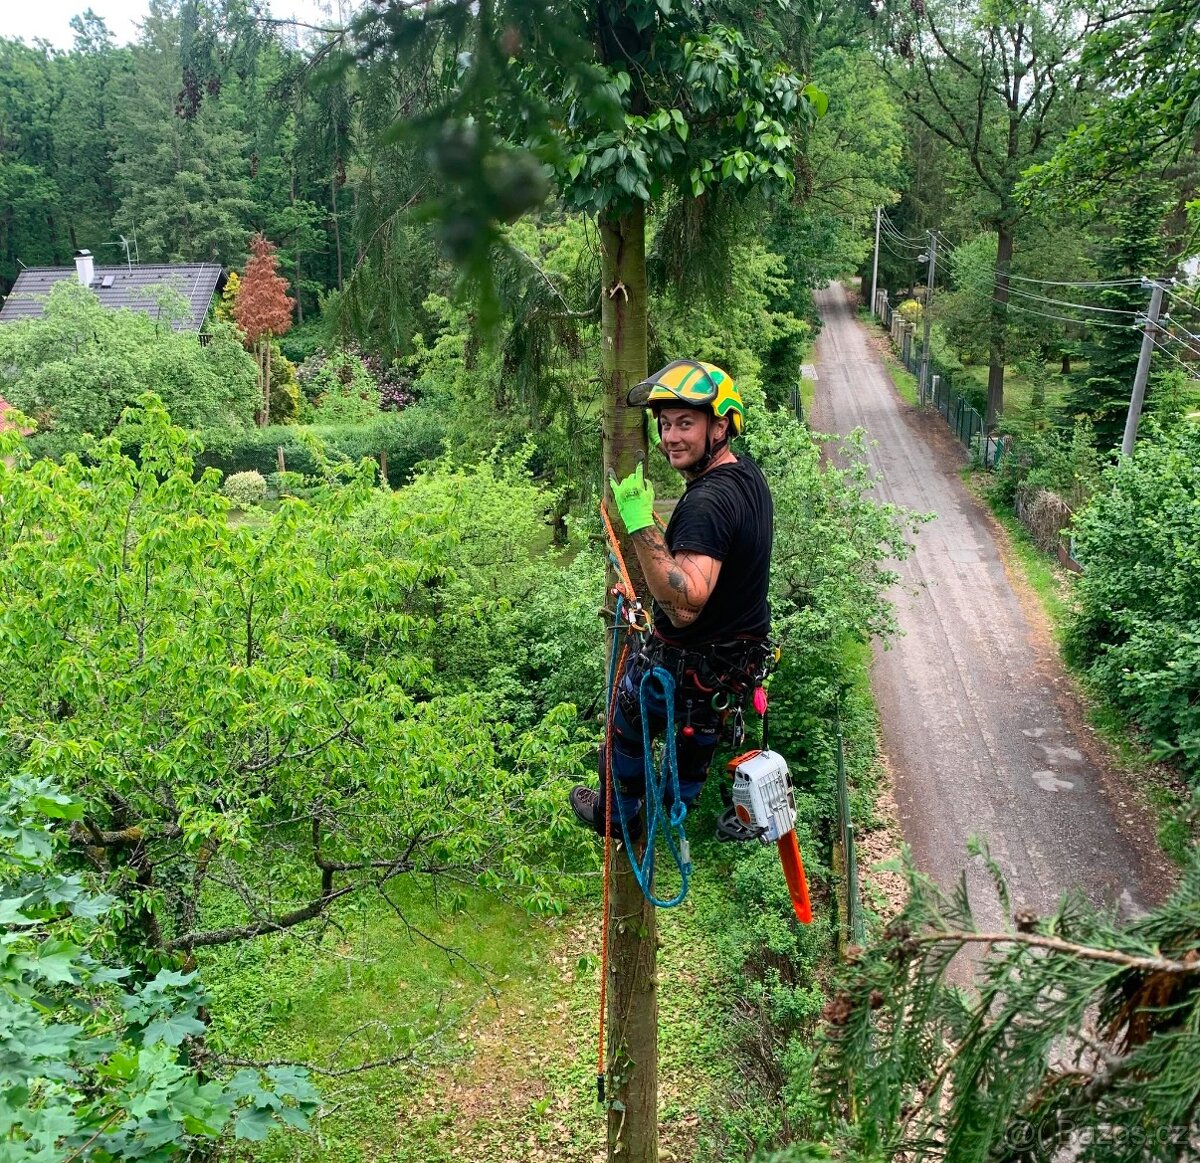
(569, 785), (643, 842)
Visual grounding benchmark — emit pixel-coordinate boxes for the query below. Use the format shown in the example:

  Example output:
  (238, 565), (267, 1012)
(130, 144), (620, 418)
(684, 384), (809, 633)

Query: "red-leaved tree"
(233, 235), (293, 426)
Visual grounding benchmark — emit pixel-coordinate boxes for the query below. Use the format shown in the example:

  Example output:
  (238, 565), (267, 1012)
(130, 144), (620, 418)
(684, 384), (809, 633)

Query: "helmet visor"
(627, 360), (720, 408)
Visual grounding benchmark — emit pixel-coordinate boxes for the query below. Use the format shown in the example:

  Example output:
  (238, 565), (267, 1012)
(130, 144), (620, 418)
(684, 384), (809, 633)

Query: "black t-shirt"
(652, 455), (773, 647)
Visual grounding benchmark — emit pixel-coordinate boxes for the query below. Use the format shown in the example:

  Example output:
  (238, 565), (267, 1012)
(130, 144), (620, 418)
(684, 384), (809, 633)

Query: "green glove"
(643, 408), (662, 450)
(610, 463), (656, 534)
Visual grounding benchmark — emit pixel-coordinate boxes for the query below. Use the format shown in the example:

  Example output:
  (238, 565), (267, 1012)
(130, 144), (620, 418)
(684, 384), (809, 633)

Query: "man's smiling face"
(657, 406), (726, 473)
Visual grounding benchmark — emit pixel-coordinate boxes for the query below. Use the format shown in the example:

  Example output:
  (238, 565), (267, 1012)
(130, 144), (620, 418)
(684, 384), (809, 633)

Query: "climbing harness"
(599, 504), (694, 911)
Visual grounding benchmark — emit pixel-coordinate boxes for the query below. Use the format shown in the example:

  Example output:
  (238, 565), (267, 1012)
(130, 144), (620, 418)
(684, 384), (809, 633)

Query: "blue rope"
(606, 590), (692, 909)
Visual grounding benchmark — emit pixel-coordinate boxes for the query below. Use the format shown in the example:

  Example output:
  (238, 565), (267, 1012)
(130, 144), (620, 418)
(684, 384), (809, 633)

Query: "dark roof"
(0, 264), (225, 333)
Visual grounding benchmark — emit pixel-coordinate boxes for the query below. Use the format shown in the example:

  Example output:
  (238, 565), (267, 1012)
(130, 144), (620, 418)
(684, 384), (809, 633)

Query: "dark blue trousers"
(602, 653), (722, 822)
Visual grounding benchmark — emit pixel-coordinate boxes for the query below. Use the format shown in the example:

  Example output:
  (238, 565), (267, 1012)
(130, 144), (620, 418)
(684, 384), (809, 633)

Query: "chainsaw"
(726, 749), (813, 925)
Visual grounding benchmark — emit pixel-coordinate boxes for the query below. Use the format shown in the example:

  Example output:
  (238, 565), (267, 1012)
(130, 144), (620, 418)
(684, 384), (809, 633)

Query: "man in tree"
(570, 360), (774, 840)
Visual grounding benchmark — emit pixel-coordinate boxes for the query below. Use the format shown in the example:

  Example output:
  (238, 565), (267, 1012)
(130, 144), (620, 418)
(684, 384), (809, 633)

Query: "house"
(0, 251), (225, 334)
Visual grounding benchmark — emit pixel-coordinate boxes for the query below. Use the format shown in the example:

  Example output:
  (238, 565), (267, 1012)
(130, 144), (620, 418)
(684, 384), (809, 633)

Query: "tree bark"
(331, 169), (344, 292)
(292, 166), (305, 325)
(986, 223), (1014, 431)
(599, 203), (658, 1163)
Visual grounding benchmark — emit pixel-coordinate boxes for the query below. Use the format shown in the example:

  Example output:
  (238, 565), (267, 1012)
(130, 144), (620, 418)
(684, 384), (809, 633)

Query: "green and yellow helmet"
(627, 359), (745, 437)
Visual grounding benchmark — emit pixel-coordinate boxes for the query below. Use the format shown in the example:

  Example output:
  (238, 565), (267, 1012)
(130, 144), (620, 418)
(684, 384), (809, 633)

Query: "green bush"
(344, 451), (606, 730)
(0, 282), (258, 438)
(195, 407), (447, 487)
(1066, 422), (1200, 782)
(0, 777), (320, 1157)
(276, 318), (327, 365)
(987, 413), (1104, 510)
(222, 469), (268, 507)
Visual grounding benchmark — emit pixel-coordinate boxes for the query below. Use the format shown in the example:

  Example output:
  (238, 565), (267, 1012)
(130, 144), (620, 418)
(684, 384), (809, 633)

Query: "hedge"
(1066, 423), (1200, 784)
(193, 407), (447, 487)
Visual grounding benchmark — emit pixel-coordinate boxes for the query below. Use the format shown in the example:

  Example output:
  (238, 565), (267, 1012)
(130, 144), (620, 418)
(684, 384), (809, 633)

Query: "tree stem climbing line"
(594, 501), (693, 1103)
(595, 632), (626, 1103)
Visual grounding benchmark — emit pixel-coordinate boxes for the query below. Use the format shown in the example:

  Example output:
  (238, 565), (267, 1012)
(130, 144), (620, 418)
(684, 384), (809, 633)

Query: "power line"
(879, 211), (926, 246)
(1160, 326), (1200, 362)
(920, 239), (1142, 319)
(929, 234), (1145, 289)
(879, 233), (925, 262)
(1162, 282), (1200, 312)
(1148, 333), (1200, 381)
(1003, 283), (1140, 317)
(1001, 298), (1133, 329)
(922, 254), (1143, 321)
(880, 226), (926, 254)
(998, 272), (1140, 289)
(875, 220), (1162, 327)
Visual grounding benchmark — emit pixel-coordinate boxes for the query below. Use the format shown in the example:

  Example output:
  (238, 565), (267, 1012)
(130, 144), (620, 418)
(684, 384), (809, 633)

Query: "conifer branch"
(916, 930), (1200, 974)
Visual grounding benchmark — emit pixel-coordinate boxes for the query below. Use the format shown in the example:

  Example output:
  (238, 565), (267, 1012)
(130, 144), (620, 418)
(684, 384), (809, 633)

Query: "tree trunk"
(255, 340), (272, 427)
(295, 246), (304, 325)
(264, 341), (272, 425)
(331, 170), (344, 291)
(986, 223), (1014, 431)
(1061, 353), (1071, 376)
(292, 167), (304, 325)
(599, 203), (658, 1163)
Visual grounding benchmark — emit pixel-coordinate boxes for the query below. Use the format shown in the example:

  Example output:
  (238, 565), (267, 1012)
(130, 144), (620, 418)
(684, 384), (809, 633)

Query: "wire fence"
(789, 387), (862, 949)
(834, 704), (864, 951)
(876, 294), (1007, 469)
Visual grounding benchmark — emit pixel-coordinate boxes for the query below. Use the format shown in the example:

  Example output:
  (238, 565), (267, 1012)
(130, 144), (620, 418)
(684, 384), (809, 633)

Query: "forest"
(1, 0), (1198, 1159)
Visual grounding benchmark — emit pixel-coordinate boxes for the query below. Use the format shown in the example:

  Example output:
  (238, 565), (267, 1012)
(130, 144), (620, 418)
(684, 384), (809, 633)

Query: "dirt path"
(809, 282), (1172, 933)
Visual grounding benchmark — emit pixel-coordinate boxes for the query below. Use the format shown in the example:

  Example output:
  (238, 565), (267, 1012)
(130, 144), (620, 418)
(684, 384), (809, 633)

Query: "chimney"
(74, 249), (95, 287)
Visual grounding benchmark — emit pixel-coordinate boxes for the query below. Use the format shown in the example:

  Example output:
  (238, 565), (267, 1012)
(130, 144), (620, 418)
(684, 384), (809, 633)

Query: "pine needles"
(812, 843), (1200, 1161)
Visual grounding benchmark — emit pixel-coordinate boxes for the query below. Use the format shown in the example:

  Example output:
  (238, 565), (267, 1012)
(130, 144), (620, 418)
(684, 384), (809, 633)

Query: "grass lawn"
(881, 350), (919, 407)
(953, 362), (1076, 418)
(800, 374), (817, 418)
(199, 859), (760, 1162)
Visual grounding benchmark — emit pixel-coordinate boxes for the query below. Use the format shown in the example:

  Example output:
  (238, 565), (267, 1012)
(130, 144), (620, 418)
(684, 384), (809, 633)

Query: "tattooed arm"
(629, 527), (722, 628)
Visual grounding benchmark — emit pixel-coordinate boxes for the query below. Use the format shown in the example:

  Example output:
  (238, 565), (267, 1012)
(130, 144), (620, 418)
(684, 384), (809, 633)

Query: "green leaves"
(26, 792), (84, 822)
(0, 283), (260, 447)
(348, 0), (821, 239)
(1067, 424), (1200, 784)
(0, 778), (318, 1159)
(801, 83), (828, 118)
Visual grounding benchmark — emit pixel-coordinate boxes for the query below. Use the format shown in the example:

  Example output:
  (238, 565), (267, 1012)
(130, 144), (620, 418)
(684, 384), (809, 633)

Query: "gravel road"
(809, 282), (1172, 932)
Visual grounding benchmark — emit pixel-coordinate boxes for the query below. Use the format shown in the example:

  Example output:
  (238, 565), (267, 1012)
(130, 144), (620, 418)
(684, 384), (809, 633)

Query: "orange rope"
(599, 500), (637, 603)
(596, 494), (648, 1101)
(596, 637), (629, 1104)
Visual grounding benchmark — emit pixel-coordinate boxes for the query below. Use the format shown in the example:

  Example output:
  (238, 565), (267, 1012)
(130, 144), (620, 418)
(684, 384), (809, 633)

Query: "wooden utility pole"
(1121, 280), (1165, 457)
(599, 203), (658, 1163)
(870, 207), (881, 319)
(918, 231), (937, 404)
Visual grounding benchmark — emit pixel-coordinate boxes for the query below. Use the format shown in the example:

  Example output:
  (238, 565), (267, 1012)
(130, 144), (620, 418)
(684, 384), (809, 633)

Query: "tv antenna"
(101, 233), (141, 270)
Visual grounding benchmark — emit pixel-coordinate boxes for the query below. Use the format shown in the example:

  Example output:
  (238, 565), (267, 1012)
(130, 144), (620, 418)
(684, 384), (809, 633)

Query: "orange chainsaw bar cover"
(777, 830), (813, 924)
